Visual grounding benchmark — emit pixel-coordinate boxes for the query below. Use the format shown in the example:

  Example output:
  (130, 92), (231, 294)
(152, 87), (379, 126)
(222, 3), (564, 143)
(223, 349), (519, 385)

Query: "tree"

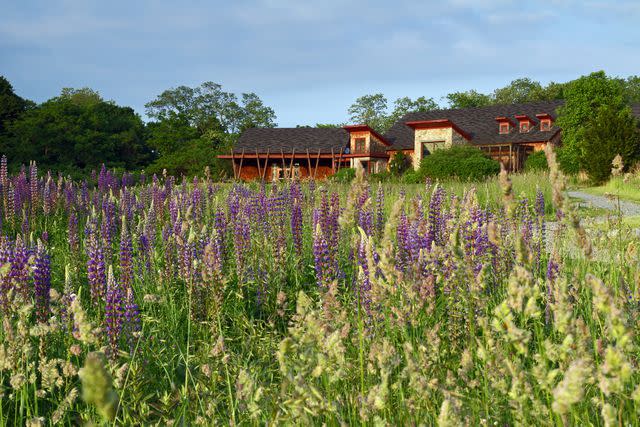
(445, 90), (492, 109)
(580, 105), (640, 183)
(237, 92), (277, 132)
(0, 76), (32, 136)
(5, 88), (151, 176)
(347, 94), (388, 132)
(555, 71), (625, 174)
(387, 96), (438, 129)
(622, 76), (640, 104)
(493, 78), (544, 104)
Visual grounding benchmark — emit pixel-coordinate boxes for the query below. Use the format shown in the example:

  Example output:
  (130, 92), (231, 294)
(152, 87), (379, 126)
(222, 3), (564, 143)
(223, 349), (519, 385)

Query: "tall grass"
(0, 159), (637, 425)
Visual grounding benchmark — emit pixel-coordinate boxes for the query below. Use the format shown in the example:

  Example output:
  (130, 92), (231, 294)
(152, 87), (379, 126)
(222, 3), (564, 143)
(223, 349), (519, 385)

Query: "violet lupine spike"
(33, 241), (51, 324)
(0, 155), (7, 190)
(291, 200), (303, 258)
(11, 236), (31, 301)
(105, 266), (125, 360)
(0, 236), (13, 310)
(312, 223), (333, 289)
(375, 185), (385, 239)
(124, 286), (141, 354)
(427, 186), (445, 247)
(120, 216), (134, 290)
(29, 161), (38, 216)
(356, 235), (372, 318)
(68, 210), (79, 251)
(86, 216), (107, 306)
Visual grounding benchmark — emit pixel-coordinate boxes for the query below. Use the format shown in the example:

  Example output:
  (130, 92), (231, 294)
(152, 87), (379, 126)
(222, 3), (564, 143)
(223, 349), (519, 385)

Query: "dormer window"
(514, 114), (533, 134)
(495, 116), (515, 135)
(540, 119), (551, 131)
(536, 113), (554, 132)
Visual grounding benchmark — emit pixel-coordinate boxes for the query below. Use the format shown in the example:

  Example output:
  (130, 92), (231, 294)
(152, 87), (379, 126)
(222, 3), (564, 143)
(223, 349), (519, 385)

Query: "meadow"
(1, 151), (639, 426)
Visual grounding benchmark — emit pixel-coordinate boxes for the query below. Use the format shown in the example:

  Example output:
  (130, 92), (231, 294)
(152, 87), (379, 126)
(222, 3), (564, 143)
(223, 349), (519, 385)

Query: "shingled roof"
(384, 100), (566, 150)
(233, 127), (349, 154)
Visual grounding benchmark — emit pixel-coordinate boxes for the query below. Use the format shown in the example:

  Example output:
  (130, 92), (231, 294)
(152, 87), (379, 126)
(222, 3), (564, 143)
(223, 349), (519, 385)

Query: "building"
(219, 100), (567, 180)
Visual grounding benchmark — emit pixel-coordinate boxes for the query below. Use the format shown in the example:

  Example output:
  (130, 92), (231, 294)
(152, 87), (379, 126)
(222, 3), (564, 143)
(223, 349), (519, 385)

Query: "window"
(499, 123), (510, 134)
(354, 138), (366, 153)
(520, 121), (530, 133)
(540, 119), (551, 131)
(422, 140), (446, 155)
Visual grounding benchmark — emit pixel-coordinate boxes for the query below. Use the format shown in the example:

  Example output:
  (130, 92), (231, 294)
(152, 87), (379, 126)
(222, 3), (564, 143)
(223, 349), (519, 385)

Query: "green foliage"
(330, 167), (356, 183)
(580, 105), (640, 183)
(416, 145), (500, 181)
(0, 76), (33, 135)
(493, 78), (544, 104)
(347, 94), (438, 133)
(445, 90), (492, 109)
(146, 131), (233, 179)
(524, 150), (549, 171)
(5, 89), (151, 177)
(347, 93), (389, 132)
(555, 71), (626, 173)
(389, 151), (411, 176)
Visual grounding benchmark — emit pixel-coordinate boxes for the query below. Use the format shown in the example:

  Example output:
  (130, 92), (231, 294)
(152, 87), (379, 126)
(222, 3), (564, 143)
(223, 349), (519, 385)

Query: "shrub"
(388, 151), (411, 176)
(331, 167), (356, 183)
(580, 105), (640, 183)
(416, 145), (500, 181)
(524, 151), (548, 171)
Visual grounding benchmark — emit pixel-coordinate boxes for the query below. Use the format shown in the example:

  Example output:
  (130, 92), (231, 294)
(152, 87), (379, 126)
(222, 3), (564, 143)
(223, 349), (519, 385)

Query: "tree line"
(0, 78), (276, 179)
(2, 72), (639, 182)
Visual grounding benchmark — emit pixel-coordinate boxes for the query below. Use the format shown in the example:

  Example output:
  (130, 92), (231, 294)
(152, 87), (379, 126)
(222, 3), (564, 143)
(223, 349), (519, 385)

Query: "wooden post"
(280, 148), (286, 180)
(314, 150), (321, 179)
(337, 147), (344, 172)
(331, 147), (335, 173)
(289, 149), (296, 181)
(508, 144), (512, 172)
(238, 149), (245, 179)
(231, 150), (237, 179)
(255, 149), (262, 180)
(306, 149), (312, 179)
(261, 149), (270, 181)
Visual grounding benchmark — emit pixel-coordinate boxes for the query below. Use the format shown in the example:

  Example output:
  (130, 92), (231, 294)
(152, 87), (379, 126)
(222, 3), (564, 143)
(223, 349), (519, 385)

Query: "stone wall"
(413, 127), (467, 169)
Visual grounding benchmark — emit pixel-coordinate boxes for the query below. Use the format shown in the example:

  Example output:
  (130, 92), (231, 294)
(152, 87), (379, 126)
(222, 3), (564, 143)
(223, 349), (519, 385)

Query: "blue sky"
(1, 0), (639, 127)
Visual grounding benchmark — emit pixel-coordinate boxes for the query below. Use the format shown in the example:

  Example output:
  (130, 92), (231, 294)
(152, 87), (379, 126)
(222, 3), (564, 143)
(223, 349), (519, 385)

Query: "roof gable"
(384, 100), (565, 149)
(233, 127), (349, 154)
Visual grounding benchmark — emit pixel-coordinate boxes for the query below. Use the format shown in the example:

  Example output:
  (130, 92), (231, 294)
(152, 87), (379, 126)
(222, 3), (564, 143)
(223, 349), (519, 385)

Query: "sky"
(1, 0), (640, 127)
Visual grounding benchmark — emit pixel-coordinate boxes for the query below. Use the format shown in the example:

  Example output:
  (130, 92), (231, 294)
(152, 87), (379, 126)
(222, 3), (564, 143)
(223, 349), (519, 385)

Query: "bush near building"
(413, 145), (500, 182)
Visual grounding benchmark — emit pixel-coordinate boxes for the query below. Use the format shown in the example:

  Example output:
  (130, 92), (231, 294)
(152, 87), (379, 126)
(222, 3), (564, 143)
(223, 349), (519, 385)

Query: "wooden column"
(255, 149), (262, 180)
(289, 149), (296, 181)
(508, 144), (512, 172)
(314, 150), (321, 179)
(238, 149), (245, 179)
(231, 150), (237, 179)
(280, 149), (286, 180)
(261, 149), (270, 181)
(306, 149), (312, 179)
(331, 147), (335, 173)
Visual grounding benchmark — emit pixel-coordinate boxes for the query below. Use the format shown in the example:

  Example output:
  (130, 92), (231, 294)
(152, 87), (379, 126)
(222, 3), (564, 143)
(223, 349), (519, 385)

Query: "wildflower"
(105, 266), (125, 360)
(78, 352), (119, 422)
(33, 241), (51, 324)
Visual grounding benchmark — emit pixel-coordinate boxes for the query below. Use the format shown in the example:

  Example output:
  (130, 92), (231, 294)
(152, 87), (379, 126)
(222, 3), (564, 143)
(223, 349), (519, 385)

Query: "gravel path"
(567, 190), (640, 216)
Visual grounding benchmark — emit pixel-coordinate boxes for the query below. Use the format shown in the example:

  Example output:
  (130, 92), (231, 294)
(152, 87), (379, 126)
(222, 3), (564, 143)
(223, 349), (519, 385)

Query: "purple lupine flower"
(375, 185), (385, 239)
(0, 155), (7, 190)
(396, 212), (411, 272)
(68, 210), (79, 251)
(120, 216), (134, 290)
(33, 241), (51, 324)
(29, 161), (38, 216)
(356, 236), (372, 317)
(11, 236), (31, 301)
(291, 200), (303, 258)
(427, 186), (445, 247)
(0, 236), (13, 310)
(86, 216), (107, 306)
(124, 287), (141, 354)
(312, 223), (333, 289)
(105, 266), (125, 360)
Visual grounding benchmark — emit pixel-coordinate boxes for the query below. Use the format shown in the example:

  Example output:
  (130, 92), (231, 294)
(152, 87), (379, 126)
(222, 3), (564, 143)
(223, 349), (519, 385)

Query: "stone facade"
(413, 127), (467, 169)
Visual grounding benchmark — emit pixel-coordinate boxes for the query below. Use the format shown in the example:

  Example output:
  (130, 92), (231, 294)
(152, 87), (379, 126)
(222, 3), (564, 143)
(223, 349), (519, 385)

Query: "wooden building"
(219, 100), (573, 180)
